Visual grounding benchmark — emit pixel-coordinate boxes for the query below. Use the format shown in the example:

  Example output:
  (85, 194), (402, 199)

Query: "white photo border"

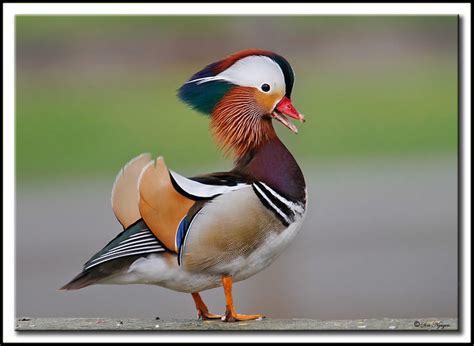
(3, 2), (471, 343)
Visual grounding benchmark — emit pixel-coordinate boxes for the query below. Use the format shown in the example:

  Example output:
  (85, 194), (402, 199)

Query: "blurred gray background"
(16, 16), (458, 320)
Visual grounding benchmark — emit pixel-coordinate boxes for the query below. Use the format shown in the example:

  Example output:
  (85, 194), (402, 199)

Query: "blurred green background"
(16, 16), (457, 182)
(16, 16), (458, 321)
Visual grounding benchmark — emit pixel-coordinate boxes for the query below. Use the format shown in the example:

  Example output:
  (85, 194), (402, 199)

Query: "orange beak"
(271, 96), (305, 133)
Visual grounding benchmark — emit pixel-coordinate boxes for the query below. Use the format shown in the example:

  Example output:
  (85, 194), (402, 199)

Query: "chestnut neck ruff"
(210, 87), (277, 160)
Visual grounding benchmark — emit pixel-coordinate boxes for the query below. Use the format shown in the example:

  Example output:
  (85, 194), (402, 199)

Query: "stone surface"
(16, 317), (458, 331)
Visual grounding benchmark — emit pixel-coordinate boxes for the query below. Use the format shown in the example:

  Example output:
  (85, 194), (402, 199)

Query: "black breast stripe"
(255, 181), (295, 218)
(253, 184), (291, 226)
(252, 181), (306, 227)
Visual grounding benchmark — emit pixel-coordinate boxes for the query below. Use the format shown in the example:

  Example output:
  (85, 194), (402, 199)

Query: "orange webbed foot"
(192, 292), (222, 321)
(198, 310), (222, 320)
(221, 276), (265, 323)
(222, 310), (265, 322)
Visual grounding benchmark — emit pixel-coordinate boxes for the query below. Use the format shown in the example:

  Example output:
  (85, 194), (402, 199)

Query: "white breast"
(222, 212), (306, 282)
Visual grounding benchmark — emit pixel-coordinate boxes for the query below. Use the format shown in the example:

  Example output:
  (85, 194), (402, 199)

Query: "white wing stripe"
(95, 239), (159, 257)
(89, 245), (163, 264)
(119, 233), (151, 244)
(84, 248), (165, 270)
(128, 230), (149, 238)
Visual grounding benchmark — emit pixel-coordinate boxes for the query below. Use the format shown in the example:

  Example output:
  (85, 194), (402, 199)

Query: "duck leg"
(221, 276), (265, 322)
(191, 292), (222, 320)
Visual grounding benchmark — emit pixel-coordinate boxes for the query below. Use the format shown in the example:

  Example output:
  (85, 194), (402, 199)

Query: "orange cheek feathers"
(254, 90), (284, 115)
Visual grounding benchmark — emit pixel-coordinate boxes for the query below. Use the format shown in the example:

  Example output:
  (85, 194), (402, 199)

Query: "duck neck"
(234, 135), (306, 203)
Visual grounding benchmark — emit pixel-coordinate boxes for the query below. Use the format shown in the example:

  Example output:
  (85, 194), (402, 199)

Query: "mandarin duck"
(61, 49), (307, 322)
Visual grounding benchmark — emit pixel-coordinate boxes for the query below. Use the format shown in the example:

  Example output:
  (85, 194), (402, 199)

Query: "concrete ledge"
(16, 317), (458, 331)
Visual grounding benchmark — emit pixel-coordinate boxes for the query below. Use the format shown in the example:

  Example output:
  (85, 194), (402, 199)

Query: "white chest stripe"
(169, 170), (248, 199)
(253, 184), (291, 225)
(259, 182), (305, 215)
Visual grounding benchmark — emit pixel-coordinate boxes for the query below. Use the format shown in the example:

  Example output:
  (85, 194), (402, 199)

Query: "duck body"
(103, 212), (305, 293)
(101, 137), (306, 293)
(62, 49), (308, 321)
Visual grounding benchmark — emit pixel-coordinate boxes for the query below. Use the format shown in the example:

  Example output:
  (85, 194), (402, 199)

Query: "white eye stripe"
(218, 56), (285, 92)
(185, 76), (226, 85)
(187, 56), (285, 94)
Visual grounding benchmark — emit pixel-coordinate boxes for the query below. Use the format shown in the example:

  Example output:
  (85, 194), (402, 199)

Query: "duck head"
(178, 49), (304, 159)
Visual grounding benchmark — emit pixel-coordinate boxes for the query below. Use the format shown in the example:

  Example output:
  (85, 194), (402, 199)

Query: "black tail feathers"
(59, 270), (102, 290)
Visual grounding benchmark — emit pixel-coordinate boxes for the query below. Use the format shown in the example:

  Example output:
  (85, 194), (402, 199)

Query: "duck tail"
(59, 270), (102, 290)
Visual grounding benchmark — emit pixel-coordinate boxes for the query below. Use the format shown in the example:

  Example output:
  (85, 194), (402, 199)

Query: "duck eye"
(261, 83), (271, 92)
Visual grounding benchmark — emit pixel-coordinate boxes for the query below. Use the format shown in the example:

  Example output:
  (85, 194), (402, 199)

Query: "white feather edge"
(136, 156), (249, 200)
(111, 153), (152, 208)
(136, 156), (164, 193)
(168, 170), (248, 198)
(110, 153), (151, 228)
